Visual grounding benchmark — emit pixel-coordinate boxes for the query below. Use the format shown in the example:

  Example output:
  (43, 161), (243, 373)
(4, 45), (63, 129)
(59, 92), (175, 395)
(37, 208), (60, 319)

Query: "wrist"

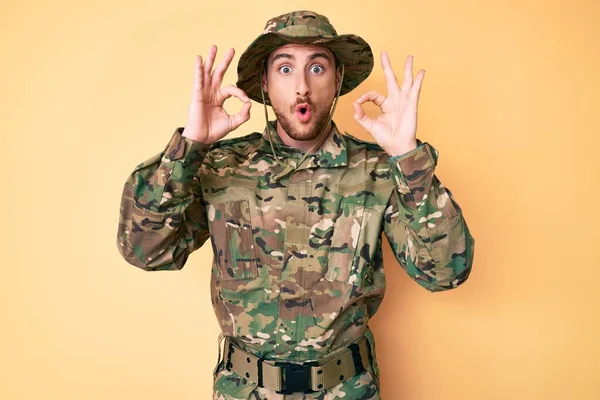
(181, 128), (212, 145)
(386, 140), (418, 157)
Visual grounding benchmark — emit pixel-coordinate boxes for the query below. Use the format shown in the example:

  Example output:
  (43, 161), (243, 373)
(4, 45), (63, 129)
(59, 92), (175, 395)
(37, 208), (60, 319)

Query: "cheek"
(266, 83), (292, 109)
(313, 85), (336, 105)
(311, 75), (337, 97)
(269, 96), (293, 117)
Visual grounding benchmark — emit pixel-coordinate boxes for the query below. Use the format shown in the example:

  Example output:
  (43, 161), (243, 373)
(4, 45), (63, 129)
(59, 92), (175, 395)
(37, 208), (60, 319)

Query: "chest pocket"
(203, 176), (259, 281)
(326, 202), (383, 287)
(208, 199), (258, 280)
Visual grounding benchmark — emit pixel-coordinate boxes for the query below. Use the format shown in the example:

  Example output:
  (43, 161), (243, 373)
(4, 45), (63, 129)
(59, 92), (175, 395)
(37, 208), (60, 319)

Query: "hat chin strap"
(260, 63), (345, 181)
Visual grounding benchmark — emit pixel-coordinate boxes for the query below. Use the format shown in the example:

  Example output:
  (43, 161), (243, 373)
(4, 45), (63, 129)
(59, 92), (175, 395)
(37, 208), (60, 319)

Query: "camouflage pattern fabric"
(236, 10), (374, 105)
(116, 120), (475, 398)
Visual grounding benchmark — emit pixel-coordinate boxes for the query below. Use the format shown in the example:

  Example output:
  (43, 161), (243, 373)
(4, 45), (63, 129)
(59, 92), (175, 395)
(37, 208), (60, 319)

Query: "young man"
(117, 10), (475, 399)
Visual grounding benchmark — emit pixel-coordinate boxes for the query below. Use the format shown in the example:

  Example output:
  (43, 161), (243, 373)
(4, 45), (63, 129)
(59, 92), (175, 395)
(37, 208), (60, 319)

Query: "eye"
(279, 65), (292, 74)
(310, 65), (324, 74)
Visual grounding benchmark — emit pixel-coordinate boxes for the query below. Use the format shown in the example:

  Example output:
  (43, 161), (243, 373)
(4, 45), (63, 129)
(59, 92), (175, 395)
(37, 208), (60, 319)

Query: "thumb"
(353, 102), (373, 134)
(229, 101), (252, 131)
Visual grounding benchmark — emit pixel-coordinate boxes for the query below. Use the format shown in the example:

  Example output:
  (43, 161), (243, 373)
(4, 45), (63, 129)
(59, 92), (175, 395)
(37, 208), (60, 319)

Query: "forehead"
(267, 44), (335, 62)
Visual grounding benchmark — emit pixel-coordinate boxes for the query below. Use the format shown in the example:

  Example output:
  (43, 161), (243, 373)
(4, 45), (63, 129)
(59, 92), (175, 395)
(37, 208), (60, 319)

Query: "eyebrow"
(270, 52), (332, 65)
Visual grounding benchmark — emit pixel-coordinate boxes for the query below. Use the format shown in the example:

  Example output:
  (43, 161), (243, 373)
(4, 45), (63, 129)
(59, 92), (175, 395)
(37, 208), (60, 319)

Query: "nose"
(296, 72), (310, 97)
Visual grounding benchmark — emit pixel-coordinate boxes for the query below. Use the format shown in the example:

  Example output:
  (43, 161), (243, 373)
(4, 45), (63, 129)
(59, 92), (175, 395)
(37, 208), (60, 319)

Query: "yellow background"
(2, 0), (598, 399)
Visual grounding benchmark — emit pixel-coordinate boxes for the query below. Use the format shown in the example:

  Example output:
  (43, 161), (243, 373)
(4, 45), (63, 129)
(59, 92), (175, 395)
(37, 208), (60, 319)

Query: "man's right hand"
(182, 45), (252, 144)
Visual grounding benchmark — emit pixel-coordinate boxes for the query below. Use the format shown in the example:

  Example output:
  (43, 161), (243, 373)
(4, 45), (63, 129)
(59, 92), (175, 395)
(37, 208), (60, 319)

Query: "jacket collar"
(260, 119), (348, 169)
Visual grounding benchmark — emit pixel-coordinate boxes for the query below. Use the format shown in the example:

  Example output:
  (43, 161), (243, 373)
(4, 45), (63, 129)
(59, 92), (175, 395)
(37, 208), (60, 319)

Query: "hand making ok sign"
(182, 45), (252, 144)
(353, 52), (425, 156)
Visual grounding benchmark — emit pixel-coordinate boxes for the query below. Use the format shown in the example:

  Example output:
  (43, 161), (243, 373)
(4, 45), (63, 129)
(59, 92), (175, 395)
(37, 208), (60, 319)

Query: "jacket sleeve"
(116, 127), (212, 271)
(383, 140), (475, 292)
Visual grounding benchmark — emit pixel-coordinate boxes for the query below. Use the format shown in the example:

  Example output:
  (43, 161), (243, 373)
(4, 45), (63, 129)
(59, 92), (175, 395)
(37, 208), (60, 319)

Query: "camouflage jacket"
(116, 119), (475, 384)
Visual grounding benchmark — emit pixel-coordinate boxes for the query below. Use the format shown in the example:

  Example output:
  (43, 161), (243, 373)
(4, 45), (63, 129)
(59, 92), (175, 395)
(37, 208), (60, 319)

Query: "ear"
(336, 69), (342, 91)
(262, 70), (268, 93)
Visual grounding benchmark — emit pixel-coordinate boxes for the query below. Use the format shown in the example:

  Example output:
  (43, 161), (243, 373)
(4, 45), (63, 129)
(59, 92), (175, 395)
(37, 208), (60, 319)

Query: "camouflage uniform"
(116, 118), (475, 399)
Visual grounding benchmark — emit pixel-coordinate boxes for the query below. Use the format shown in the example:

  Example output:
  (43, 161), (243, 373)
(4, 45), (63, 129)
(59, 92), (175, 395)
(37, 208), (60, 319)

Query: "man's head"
(235, 10), (373, 178)
(236, 10), (374, 106)
(261, 44), (342, 141)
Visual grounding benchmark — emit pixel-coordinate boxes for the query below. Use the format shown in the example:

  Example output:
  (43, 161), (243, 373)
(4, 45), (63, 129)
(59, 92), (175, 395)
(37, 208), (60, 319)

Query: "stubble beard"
(273, 103), (332, 142)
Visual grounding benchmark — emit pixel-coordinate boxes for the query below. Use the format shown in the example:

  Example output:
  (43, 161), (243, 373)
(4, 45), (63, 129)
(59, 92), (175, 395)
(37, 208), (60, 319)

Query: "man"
(117, 10), (475, 399)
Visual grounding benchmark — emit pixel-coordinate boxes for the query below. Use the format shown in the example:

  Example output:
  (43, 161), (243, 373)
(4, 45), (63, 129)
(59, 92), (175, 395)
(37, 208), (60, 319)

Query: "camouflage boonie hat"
(236, 10), (374, 105)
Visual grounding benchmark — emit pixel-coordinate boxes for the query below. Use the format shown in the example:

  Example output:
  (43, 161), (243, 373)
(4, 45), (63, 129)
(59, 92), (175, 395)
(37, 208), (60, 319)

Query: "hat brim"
(236, 32), (373, 105)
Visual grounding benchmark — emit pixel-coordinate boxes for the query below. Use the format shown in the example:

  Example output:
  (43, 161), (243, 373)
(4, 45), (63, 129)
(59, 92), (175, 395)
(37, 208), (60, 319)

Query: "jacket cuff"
(163, 127), (212, 163)
(388, 140), (439, 209)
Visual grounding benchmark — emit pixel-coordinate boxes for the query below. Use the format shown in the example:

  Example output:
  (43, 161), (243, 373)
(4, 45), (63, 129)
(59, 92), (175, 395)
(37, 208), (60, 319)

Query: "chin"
(274, 105), (330, 142)
(295, 123), (327, 141)
(289, 132), (318, 141)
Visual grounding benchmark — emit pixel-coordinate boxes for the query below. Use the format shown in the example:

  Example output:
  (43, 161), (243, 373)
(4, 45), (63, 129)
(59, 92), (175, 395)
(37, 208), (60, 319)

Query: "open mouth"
(295, 104), (312, 122)
(296, 103), (311, 113)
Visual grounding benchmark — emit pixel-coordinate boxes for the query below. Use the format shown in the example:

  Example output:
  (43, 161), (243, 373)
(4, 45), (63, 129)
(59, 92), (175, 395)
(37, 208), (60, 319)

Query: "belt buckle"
(274, 360), (318, 394)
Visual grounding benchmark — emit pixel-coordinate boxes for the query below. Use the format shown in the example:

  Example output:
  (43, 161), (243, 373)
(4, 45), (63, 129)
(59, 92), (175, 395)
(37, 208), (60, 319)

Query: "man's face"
(262, 44), (340, 142)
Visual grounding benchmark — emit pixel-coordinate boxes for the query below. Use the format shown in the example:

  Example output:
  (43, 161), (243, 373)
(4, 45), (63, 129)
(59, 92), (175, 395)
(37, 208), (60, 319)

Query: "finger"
(353, 101), (365, 119)
(381, 51), (401, 95)
(218, 84), (251, 105)
(192, 55), (204, 96)
(409, 69), (425, 102)
(353, 101), (374, 134)
(212, 48), (235, 89)
(400, 55), (413, 94)
(204, 45), (217, 87)
(355, 90), (386, 108)
(229, 101), (252, 131)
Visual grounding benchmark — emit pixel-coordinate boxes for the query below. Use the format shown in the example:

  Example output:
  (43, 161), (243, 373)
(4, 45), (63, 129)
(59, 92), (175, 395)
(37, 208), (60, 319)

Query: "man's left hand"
(353, 52), (425, 156)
